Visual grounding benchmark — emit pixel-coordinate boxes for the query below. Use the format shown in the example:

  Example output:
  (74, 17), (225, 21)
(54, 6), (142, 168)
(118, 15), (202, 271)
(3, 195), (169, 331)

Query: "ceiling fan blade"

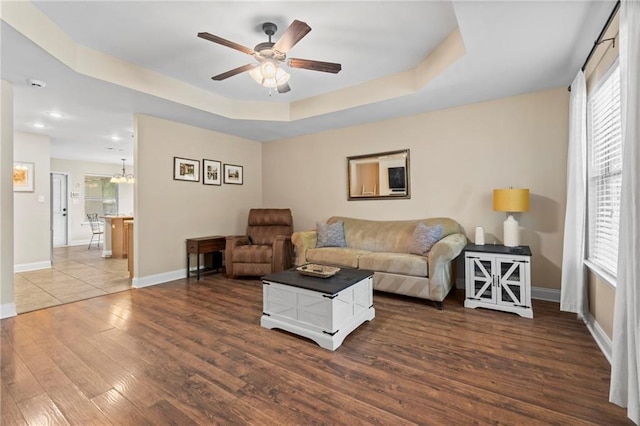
(211, 64), (257, 81)
(272, 20), (311, 54)
(288, 58), (342, 74)
(198, 32), (256, 55)
(276, 82), (291, 94)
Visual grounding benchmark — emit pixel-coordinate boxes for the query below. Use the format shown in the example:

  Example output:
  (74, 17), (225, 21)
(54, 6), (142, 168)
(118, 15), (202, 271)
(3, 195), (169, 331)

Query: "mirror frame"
(347, 149), (410, 201)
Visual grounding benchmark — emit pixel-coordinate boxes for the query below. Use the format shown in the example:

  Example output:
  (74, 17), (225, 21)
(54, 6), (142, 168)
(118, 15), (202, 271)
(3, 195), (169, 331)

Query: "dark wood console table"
(186, 235), (226, 280)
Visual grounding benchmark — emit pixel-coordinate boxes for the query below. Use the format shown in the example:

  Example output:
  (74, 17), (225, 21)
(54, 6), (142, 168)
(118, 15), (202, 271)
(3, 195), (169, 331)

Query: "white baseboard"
(584, 313), (612, 364)
(133, 269), (185, 289)
(531, 286), (560, 302)
(0, 302), (17, 319)
(14, 260), (52, 273)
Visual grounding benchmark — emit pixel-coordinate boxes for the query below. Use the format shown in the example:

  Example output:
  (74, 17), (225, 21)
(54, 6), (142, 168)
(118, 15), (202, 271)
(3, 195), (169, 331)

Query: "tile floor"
(14, 245), (131, 314)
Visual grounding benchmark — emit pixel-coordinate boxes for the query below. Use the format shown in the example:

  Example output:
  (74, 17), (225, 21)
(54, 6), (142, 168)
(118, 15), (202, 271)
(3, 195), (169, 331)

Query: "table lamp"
(493, 188), (529, 247)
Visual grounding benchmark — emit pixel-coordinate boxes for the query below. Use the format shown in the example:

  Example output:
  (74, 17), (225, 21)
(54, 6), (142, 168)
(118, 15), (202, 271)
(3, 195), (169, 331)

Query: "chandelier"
(110, 159), (134, 184)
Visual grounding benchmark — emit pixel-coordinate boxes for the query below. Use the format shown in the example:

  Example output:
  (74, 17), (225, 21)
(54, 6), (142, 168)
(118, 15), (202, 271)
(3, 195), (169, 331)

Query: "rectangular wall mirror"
(347, 149), (410, 200)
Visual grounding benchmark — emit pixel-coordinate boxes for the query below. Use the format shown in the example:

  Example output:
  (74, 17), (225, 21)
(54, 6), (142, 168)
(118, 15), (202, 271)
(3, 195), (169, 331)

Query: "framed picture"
(223, 163), (243, 185)
(203, 159), (221, 186)
(173, 157), (200, 182)
(13, 162), (34, 192)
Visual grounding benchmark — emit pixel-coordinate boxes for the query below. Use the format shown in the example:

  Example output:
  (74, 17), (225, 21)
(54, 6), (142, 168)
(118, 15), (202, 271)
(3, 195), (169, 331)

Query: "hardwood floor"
(14, 246), (130, 314)
(1, 275), (630, 425)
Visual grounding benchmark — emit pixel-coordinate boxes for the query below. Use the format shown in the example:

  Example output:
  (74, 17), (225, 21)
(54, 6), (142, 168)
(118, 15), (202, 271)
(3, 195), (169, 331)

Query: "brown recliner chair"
(225, 208), (293, 278)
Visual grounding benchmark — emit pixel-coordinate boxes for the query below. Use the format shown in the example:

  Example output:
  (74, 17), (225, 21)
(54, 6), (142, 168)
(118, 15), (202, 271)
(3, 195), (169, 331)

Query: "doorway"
(51, 172), (68, 248)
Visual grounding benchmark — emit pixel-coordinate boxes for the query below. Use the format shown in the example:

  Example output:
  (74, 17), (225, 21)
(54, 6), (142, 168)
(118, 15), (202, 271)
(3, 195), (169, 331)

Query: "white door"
(51, 173), (68, 247)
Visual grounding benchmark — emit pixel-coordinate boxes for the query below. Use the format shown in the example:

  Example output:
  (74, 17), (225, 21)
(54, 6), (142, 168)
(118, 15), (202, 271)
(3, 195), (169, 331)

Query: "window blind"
(587, 63), (622, 276)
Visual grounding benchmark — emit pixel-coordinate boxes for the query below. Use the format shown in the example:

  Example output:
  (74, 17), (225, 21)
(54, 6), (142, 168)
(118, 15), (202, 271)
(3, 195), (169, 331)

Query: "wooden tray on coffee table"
(296, 264), (340, 278)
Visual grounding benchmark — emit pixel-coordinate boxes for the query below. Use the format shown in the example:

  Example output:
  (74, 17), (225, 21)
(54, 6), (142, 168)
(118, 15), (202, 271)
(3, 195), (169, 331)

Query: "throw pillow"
(316, 221), (347, 248)
(408, 223), (443, 255)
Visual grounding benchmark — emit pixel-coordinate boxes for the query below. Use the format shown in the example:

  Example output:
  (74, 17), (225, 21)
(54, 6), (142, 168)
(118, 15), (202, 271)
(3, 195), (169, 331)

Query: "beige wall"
(263, 88), (569, 290)
(135, 114), (262, 280)
(584, 13), (619, 339)
(51, 158), (134, 245)
(1, 80), (15, 313)
(14, 132), (51, 268)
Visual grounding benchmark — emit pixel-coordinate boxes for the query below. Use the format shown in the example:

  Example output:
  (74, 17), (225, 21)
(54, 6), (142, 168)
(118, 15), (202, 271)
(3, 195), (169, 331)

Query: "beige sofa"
(292, 216), (467, 308)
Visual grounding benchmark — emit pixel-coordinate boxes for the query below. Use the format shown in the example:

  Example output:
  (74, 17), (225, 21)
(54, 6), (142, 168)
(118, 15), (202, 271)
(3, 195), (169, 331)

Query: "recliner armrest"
(225, 235), (250, 277)
(272, 236), (293, 273)
(226, 235), (250, 248)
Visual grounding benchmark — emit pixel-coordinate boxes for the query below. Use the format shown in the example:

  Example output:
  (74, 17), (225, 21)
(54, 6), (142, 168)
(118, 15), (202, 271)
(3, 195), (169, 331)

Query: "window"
(84, 175), (118, 218)
(587, 62), (622, 278)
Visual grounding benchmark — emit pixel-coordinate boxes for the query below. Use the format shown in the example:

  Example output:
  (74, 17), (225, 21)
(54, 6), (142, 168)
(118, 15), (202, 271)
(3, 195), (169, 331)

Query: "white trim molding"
(133, 269), (185, 289)
(584, 313), (612, 364)
(531, 286), (560, 303)
(0, 303), (17, 319)
(14, 260), (52, 273)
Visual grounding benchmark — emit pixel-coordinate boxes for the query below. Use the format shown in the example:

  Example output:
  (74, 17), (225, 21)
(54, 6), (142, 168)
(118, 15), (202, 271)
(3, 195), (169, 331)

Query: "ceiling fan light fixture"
(249, 62), (290, 89)
(277, 82), (291, 94)
(261, 60), (278, 79)
(249, 66), (265, 85)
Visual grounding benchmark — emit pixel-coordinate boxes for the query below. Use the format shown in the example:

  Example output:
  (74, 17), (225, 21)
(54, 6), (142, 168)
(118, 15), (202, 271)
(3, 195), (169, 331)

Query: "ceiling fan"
(197, 20), (342, 94)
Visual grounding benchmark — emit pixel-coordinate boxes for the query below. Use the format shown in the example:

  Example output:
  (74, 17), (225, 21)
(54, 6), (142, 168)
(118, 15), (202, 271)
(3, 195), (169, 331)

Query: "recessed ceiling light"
(33, 122), (46, 129)
(110, 135), (121, 141)
(47, 111), (65, 119)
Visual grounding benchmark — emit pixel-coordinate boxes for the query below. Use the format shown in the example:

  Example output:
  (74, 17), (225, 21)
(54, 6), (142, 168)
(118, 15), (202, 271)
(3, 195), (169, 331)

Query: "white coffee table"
(261, 267), (375, 351)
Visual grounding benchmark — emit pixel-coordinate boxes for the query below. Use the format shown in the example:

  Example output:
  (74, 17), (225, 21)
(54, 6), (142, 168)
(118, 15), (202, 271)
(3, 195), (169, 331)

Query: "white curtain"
(560, 71), (587, 318)
(610, 0), (640, 423)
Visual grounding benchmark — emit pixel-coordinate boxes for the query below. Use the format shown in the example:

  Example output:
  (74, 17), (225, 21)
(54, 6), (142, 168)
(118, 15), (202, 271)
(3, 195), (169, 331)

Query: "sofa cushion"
(327, 216), (464, 253)
(316, 221), (347, 248)
(408, 223), (444, 255)
(358, 252), (428, 277)
(306, 247), (371, 268)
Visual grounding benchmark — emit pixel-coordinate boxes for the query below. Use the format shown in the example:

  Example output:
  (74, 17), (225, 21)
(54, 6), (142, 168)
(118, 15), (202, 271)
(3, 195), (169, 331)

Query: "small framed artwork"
(173, 157), (200, 182)
(203, 159), (221, 186)
(13, 162), (34, 192)
(223, 163), (243, 185)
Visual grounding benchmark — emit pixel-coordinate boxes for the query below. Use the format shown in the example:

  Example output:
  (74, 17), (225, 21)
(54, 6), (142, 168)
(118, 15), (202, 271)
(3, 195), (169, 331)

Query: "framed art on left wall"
(13, 162), (34, 192)
(173, 157), (200, 182)
(203, 159), (222, 185)
(223, 163), (243, 185)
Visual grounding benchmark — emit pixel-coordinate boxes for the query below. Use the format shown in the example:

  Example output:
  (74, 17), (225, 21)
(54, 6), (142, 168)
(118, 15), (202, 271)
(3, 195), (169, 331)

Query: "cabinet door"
(465, 254), (496, 303)
(496, 256), (528, 307)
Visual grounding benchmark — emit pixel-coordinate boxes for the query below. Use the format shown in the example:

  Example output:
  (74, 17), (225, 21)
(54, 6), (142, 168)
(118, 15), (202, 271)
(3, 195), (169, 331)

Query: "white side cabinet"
(464, 244), (533, 318)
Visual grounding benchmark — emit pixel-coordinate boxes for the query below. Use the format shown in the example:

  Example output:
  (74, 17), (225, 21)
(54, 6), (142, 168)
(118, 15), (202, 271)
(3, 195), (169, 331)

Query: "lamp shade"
(493, 188), (529, 212)
(249, 61), (290, 88)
